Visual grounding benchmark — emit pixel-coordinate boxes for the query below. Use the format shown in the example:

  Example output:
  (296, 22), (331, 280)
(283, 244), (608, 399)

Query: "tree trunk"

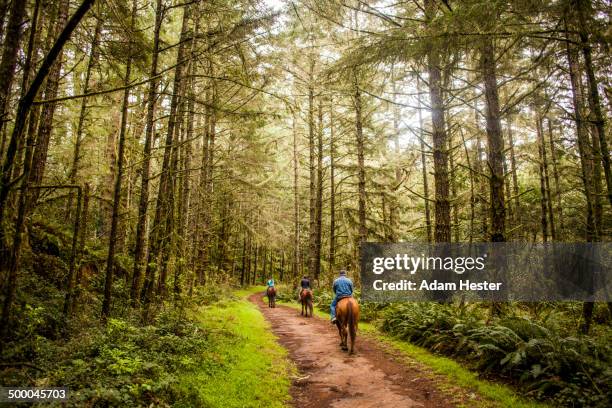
(565, 19), (596, 242)
(481, 36), (506, 242)
(142, 3), (190, 316)
(292, 111), (300, 279)
(329, 101), (336, 273)
(0, 0), (27, 155)
(101, 0), (137, 321)
(66, 16), (102, 219)
(315, 100), (323, 280)
(507, 116), (520, 226)
(308, 84), (317, 281)
(425, 0), (450, 243)
(565, 17), (597, 334)
(537, 112), (556, 241)
(27, 0), (70, 203)
(354, 75), (367, 247)
(460, 129), (475, 243)
(0, 0), (96, 339)
(0, 0), (10, 44)
(416, 75), (432, 242)
(575, 0), (612, 206)
(131, 0), (163, 305)
(590, 122), (604, 239)
(547, 118), (563, 233)
(449, 131), (459, 243)
(536, 114), (549, 242)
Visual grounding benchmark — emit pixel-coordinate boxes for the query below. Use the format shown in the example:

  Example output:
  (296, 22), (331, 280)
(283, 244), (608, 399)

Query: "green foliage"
(177, 287), (293, 407)
(1, 281), (291, 407)
(381, 303), (612, 407)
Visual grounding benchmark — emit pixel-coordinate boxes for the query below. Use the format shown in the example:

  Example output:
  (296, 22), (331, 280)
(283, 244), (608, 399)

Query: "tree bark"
(0, 0), (96, 339)
(130, 0), (163, 305)
(575, 0), (611, 206)
(27, 0), (70, 203)
(416, 76), (432, 242)
(425, 0), (450, 243)
(315, 100), (323, 280)
(507, 116), (520, 226)
(536, 114), (549, 242)
(0, 0), (27, 154)
(308, 83), (317, 281)
(354, 75), (367, 247)
(481, 36), (506, 242)
(142, 3), (190, 315)
(547, 118), (563, 233)
(66, 16), (102, 219)
(565, 19), (596, 242)
(329, 100), (336, 273)
(101, 0), (137, 321)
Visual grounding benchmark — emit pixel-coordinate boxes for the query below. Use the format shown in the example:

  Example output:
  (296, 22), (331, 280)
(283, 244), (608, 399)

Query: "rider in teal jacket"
(330, 270), (353, 324)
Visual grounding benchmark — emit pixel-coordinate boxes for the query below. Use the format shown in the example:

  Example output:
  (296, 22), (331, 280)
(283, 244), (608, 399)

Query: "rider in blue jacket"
(330, 270), (353, 324)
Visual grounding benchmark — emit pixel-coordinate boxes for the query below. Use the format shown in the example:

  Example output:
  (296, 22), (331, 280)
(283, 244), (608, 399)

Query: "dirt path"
(250, 294), (456, 408)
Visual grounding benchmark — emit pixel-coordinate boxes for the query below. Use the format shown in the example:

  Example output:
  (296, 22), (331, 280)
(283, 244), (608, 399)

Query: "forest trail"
(249, 293), (455, 408)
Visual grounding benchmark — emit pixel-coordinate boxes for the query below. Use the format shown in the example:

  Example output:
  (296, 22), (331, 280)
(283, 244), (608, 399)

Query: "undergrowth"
(380, 302), (611, 407)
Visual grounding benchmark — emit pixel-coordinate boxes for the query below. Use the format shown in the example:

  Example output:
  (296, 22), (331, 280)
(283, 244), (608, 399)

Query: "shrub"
(380, 303), (611, 407)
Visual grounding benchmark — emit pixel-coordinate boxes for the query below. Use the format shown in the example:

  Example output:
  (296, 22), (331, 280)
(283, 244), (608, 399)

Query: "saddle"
(299, 288), (312, 299)
(334, 295), (352, 309)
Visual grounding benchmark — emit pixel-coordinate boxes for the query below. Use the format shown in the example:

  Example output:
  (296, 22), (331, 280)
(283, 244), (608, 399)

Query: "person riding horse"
(330, 270), (353, 324)
(299, 275), (313, 317)
(299, 275), (311, 298)
(266, 277), (276, 308)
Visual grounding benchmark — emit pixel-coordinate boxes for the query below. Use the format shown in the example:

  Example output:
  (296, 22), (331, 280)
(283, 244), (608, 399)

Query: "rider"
(299, 275), (311, 299)
(330, 270), (353, 324)
(267, 277), (275, 288)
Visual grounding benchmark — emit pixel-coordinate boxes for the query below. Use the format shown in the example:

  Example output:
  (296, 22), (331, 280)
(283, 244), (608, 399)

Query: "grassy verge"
(278, 299), (546, 408)
(177, 286), (294, 408)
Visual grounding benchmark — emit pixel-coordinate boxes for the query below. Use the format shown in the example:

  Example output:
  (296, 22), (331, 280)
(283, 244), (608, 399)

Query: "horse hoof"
(341, 346), (348, 351)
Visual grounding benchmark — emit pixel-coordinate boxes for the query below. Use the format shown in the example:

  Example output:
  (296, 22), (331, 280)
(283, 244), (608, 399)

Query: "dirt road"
(250, 294), (456, 408)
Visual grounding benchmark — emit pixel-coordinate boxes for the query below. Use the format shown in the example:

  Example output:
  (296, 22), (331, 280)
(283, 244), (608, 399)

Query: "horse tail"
(347, 300), (357, 346)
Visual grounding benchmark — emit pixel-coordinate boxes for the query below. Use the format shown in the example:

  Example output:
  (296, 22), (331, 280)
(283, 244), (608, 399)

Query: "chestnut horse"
(299, 289), (313, 317)
(266, 286), (276, 308)
(335, 297), (359, 354)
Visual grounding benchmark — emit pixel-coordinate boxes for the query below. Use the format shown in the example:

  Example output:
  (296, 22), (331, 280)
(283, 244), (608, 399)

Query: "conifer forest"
(0, 0), (611, 407)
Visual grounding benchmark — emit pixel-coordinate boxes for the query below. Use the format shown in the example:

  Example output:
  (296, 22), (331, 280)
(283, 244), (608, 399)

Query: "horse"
(335, 297), (359, 354)
(299, 289), (313, 317)
(266, 286), (276, 308)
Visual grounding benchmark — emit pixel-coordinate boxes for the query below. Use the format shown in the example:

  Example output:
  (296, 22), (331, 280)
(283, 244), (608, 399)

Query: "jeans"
(330, 295), (350, 319)
(330, 296), (338, 319)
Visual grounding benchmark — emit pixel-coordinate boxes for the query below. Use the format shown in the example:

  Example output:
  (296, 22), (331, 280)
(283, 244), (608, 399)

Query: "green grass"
(359, 323), (548, 408)
(277, 299), (547, 408)
(177, 286), (294, 408)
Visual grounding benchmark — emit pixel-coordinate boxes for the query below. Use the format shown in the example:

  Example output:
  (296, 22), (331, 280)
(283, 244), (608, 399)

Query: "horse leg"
(308, 301), (313, 317)
(341, 326), (348, 350)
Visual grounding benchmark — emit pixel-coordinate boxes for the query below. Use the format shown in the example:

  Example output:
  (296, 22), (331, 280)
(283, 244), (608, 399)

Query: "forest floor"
(250, 290), (547, 408)
(251, 292), (458, 408)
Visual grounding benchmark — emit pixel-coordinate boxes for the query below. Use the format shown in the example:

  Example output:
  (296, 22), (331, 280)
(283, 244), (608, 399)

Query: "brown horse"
(299, 289), (313, 317)
(335, 297), (359, 354)
(266, 286), (276, 308)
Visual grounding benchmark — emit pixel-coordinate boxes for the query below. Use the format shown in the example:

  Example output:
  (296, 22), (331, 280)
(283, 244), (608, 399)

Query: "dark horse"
(266, 286), (276, 308)
(335, 297), (359, 354)
(299, 289), (313, 317)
